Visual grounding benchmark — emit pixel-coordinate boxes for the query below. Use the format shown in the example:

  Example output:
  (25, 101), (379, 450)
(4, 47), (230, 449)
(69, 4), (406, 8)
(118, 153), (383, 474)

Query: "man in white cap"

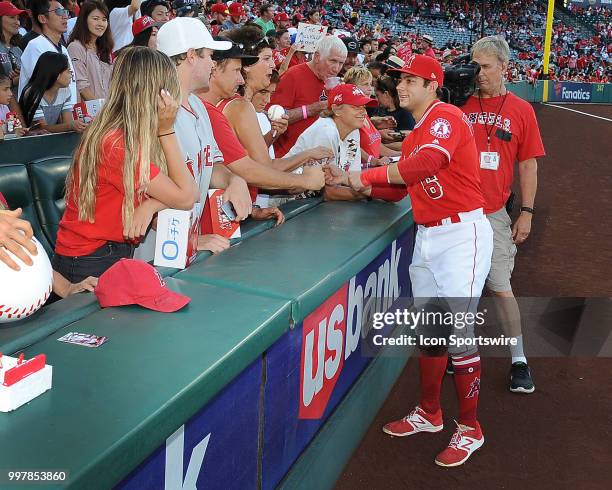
(157, 17), (252, 254)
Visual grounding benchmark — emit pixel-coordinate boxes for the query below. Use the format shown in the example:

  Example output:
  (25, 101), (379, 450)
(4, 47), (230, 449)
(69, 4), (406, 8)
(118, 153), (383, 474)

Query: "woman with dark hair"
(67, 0), (113, 100)
(19, 51), (87, 132)
(215, 26), (331, 172)
(373, 75), (415, 131)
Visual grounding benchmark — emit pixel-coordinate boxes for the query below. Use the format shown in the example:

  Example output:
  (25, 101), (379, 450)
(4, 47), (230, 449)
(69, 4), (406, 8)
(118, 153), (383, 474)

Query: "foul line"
(542, 103), (612, 122)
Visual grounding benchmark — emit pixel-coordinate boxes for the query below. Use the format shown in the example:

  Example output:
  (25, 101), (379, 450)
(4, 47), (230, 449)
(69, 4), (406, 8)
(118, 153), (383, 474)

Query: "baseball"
(267, 104), (286, 121)
(0, 237), (53, 323)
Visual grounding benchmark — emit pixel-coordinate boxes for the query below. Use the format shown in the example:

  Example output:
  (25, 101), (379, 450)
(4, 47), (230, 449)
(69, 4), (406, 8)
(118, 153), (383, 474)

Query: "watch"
(520, 206), (534, 214)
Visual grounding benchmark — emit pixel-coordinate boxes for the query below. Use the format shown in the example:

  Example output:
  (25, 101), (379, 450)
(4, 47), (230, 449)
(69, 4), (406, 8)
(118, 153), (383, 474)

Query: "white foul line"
(542, 103), (612, 122)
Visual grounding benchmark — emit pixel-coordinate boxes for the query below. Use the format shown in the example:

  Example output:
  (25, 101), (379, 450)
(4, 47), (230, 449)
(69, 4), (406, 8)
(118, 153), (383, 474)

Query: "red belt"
(422, 214), (462, 228)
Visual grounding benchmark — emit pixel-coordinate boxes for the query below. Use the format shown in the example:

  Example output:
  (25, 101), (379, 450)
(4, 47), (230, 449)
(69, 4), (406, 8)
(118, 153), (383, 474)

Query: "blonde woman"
(53, 47), (198, 283)
(343, 66), (401, 167)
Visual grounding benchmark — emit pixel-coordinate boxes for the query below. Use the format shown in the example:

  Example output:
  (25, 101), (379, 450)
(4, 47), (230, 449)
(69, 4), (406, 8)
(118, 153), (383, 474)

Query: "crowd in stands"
(0, 0), (610, 140)
(0, 0), (609, 292)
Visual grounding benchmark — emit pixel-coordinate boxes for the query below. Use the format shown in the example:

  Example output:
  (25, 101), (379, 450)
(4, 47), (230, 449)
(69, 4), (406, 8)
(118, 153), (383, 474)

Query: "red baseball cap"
(0, 1), (26, 16)
(95, 259), (191, 312)
(132, 16), (163, 36)
(327, 84), (378, 109)
(389, 54), (444, 85)
(211, 2), (228, 14)
(228, 2), (244, 17)
(294, 13), (304, 21)
(274, 12), (289, 22)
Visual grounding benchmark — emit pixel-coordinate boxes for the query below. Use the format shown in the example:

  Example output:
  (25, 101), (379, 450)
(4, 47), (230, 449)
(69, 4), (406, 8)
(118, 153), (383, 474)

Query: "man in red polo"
(270, 35), (347, 157)
(327, 55), (493, 467)
(462, 36), (545, 393)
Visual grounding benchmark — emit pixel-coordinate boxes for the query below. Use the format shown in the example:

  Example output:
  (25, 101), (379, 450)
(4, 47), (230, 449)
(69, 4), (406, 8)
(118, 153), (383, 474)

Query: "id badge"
(480, 151), (500, 170)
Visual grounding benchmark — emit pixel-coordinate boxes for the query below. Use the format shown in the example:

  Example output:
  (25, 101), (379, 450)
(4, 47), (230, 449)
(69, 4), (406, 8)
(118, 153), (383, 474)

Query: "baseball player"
(462, 36), (545, 393)
(327, 55), (493, 467)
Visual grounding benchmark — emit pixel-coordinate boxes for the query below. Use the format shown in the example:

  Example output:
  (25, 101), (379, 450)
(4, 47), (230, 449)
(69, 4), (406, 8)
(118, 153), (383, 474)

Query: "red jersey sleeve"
(418, 108), (466, 162)
(370, 183), (408, 202)
(203, 101), (248, 165)
(270, 70), (297, 109)
(517, 103), (546, 162)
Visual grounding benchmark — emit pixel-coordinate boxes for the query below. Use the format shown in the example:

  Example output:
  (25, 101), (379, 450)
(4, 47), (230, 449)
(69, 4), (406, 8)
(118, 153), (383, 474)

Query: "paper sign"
(295, 23), (328, 53)
(73, 99), (105, 123)
(201, 189), (241, 240)
(154, 203), (201, 269)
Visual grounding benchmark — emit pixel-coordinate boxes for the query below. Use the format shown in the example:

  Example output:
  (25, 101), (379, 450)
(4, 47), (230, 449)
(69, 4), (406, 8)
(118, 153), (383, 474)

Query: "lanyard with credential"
(478, 91), (508, 152)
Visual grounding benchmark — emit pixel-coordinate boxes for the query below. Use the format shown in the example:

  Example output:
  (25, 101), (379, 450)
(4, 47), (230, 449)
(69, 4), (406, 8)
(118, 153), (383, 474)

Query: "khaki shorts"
(485, 207), (517, 293)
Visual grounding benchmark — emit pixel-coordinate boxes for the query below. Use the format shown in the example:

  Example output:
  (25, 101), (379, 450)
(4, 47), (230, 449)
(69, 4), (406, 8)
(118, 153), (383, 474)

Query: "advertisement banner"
(117, 358), (261, 490)
(549, 82), (593, 103)
(261, 228), (414, 490)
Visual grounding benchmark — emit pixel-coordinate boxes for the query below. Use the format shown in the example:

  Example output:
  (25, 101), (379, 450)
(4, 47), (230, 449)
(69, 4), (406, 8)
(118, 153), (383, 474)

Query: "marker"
(17, 353), (24, 365)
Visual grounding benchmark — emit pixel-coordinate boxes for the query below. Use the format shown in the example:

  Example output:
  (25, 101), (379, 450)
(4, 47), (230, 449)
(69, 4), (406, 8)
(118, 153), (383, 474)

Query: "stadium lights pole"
(542, 0), (556, 102)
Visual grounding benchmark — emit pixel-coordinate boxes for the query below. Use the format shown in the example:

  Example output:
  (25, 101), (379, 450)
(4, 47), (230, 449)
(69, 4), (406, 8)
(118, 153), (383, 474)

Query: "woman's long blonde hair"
(66, 46), (181, 226)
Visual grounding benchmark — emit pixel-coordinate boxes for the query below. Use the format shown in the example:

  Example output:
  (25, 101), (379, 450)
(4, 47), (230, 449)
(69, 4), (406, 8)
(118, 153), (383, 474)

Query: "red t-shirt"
(360, 115), (382, 158)
(201, 97), (257, 201)
(55, 130), (160, 256)
(461, 92), (545, 214)
(200, 98), (248, 166)
(198, 98), (258, 236)
(270, 63), (326, 157)
(399, 101), (485, 224)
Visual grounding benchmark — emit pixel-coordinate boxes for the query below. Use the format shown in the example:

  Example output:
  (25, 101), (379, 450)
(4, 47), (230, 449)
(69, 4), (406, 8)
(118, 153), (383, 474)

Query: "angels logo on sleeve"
(430, 118), (452, 139)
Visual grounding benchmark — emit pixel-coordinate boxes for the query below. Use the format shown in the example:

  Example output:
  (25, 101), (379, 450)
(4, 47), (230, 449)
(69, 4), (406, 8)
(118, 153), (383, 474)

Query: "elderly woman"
(286, 83), (379, 201)
(343, 66), (401, 167)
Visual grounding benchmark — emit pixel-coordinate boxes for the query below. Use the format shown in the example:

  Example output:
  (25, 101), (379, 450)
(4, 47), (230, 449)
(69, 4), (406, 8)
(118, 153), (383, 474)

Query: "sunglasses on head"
(250, 36), (271, 51)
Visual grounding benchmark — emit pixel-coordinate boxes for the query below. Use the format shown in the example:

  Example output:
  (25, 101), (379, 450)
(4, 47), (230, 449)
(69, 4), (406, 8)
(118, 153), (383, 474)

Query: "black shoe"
(509, 362), (535, 393)
(445, 356), (454, 375)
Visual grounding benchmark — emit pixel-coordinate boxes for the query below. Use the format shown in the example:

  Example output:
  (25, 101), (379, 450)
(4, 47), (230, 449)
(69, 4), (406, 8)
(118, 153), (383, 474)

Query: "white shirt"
(286, 116), (361, 172)
(18, 35), (77, 114)
(109, 7), (135, 52)
(64, 17), (78, 43)
(256, 112), (275, 159)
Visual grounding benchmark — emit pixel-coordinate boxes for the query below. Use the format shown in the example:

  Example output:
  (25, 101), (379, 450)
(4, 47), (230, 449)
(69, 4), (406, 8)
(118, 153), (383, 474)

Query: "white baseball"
(267, 104), (286, 121)
(0, 237), (53, 323)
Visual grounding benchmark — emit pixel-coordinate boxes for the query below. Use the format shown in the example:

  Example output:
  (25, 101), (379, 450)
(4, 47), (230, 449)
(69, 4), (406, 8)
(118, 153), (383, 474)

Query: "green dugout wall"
(0, 198), (416, 490)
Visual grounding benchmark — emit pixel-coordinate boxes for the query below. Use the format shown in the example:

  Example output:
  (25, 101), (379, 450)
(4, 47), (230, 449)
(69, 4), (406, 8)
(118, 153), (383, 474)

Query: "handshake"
(323, 165), (371, 194)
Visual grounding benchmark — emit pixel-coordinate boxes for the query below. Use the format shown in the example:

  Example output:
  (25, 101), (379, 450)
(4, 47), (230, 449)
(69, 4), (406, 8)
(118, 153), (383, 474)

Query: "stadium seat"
(27, 156), (72, 249)
(0, 163), (53, 255)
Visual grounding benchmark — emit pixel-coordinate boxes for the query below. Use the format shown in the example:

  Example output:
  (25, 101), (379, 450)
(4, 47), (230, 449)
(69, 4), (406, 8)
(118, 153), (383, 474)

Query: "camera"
(441, 54), (481, 107)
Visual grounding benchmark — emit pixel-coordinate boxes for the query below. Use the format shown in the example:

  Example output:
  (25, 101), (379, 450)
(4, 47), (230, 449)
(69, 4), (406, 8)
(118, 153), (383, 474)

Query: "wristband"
(158, 131), (175, 138)
(302, 105), (308, 120)
(520, 206), (534, 214)
(360, 166), (389, 187)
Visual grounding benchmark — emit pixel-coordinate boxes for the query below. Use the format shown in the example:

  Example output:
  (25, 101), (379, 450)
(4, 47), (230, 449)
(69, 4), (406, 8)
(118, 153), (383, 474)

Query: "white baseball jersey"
(174, 94), (224, 205)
